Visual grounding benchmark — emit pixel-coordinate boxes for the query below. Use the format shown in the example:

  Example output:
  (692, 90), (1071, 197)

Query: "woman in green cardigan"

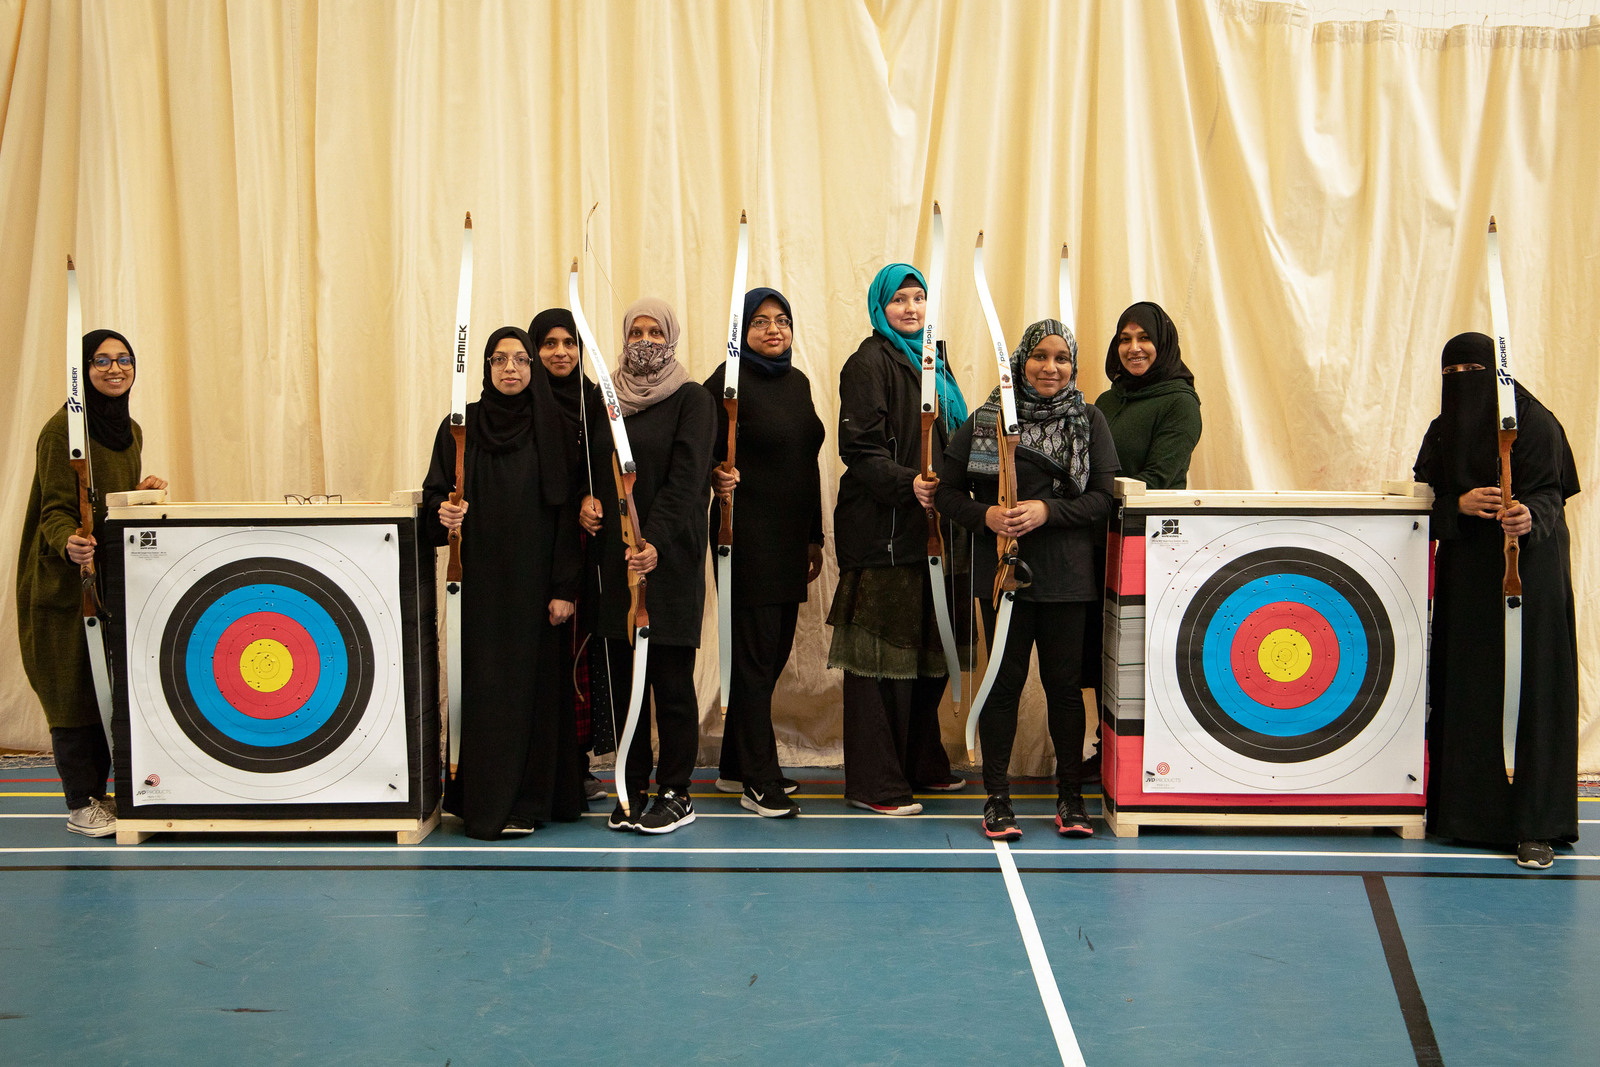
(1094, 301), (1202, 490)
(1082, 301), (1202, 777)
(16, 330), (166, 837)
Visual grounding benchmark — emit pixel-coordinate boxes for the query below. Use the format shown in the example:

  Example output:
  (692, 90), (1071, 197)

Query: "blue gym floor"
(2, 762), (1596, 1066)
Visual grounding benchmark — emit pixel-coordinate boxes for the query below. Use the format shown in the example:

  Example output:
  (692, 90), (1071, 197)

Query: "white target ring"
(1143, 515), (1427, 794)
(124, 525), (408, 805)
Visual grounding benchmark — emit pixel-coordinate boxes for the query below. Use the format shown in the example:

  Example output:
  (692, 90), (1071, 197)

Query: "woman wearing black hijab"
(422, 325), (583, 839)
(1081, 301), (1205, 779)
(17, 330), (166, 837)
(530, 307), (614, 799)
(1094, 301), (1202, 490)
(1414, 332), (1580, 870)
(703, 288), (826, 818)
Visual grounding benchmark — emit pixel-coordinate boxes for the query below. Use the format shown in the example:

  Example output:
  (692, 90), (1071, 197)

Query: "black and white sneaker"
(636, 789), (696, 834)
(917, 776), (968, 792)
(741, 784), (799, 818)
(501, 816), (536, 837)
(1055, 792), (1094, 838)
(717, 776), (800, 795)
(583, 773), (609, 801)
(983, 795), (1022, 841)
(1516, 840), (1554, 870)
(607, 795), (648, 832)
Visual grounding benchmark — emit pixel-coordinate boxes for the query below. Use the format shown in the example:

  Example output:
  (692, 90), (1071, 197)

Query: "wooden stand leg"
(115, 828), (155, 845)
(397, 805), (441, 844)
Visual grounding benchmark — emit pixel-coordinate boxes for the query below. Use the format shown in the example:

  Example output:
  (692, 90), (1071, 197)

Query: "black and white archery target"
(1142, 514), (1427, 794)
(123, 525), (407, 805)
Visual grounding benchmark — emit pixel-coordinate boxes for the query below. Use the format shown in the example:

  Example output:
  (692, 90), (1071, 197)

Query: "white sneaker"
(67, 799), (116, 838)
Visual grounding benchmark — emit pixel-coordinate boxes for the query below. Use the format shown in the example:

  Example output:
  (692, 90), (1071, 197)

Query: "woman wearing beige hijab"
(578, 298), (716, 834)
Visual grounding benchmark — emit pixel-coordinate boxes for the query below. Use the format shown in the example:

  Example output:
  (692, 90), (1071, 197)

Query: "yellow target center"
(240, 638), (294, 693)
(1258, 628), (1313, 683)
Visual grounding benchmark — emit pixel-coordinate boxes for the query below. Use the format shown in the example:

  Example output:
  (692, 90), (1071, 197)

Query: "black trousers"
(51, 724), (111, 810)
(718, 602), (799, 791)
(976, 599), (1088, 797)
(842, 672), (952, 807)
(606, 640), (699, 797)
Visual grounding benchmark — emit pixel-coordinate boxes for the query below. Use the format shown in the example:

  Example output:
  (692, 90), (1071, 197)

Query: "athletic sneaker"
(1055, 793), (1093, 837)
(983, 795), (1022, 841)
(607, 795), (648, 832)
(501, 817), (536, 837)
(741, 784), (799, 818)
(1516, 840), (1554, 870)
(636, 789), (696, 834)
(584, 773), (609, 801)
(846, 798), (923, 816)
(917, 776), (968, 792)
(716, 776), (799, 795)
(1078, 751), (1102, 785)
(67, 798), (116, 838)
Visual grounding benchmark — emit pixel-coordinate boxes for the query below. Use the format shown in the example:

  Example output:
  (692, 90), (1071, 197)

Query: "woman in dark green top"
(16, 330), (166, 837)
(1083, 302), (1202, 777)
(1094, 301), (1201, 490)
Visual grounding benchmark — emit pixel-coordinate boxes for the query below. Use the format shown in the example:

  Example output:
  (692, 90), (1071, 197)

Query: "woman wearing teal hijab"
(827, 264), (971, 814)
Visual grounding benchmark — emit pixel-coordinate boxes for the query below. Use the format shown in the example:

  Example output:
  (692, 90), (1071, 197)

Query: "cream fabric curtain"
(2, 1), (1595, 774)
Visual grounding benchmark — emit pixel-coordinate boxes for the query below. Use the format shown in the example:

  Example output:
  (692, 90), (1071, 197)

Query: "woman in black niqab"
(422, 325), (583, 839)
(1414, 331), (1580, 867)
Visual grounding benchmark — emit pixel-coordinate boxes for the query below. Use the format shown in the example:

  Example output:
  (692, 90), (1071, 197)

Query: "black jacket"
(833, 333), (956, 571)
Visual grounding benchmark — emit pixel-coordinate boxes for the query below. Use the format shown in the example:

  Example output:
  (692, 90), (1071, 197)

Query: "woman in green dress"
(16, 330), (166, 837)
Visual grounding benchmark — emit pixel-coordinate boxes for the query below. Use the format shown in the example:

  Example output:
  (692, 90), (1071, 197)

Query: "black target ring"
(1175, 547), (1394, 763)
(158, 557), (375, 773)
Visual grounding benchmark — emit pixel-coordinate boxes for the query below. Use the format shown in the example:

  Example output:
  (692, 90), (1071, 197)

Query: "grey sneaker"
(67, 799), (116, 838)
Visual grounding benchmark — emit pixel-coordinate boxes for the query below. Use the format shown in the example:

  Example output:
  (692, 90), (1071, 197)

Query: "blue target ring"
(1199, 574), (1367, 736)
(158, 557), (374, 773)
(183, 585), (349, 746)
(1174, 547), (1393, 763)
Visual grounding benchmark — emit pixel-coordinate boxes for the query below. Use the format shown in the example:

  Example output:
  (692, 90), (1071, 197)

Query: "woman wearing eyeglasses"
(702, 288), (826, 818)
(422, 325), (583, 839)
(17, 330), (166, 838)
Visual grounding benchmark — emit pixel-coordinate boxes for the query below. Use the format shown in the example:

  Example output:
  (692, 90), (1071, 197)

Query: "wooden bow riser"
(1498, 428), (1522, 598)
(446, 425), (466, 583)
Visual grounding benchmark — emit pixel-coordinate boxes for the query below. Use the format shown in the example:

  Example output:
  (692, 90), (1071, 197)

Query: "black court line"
(1365, 873), (1444, 1066)
(1, 862), (1595, 880)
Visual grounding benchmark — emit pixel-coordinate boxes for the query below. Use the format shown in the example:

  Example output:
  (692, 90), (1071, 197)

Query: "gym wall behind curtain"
(2, 1), (1595, 772)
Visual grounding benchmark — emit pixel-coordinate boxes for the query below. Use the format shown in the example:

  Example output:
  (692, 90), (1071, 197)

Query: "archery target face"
(1142, 514), (1427, 794)
(123, 525), (408, 805)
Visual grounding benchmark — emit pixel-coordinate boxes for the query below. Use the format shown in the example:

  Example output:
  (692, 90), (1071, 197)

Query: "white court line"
(1, 842), (1593, 861)
(994, 840), (1086, 1065)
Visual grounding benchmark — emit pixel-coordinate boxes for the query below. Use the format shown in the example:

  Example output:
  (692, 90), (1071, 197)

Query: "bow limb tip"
(67, 254), (75, 270)
(464, 211), (472, 228)
(739, 208), (747, 223)
(933, 200), (941, 216)
(1488, 215), (1497, 233)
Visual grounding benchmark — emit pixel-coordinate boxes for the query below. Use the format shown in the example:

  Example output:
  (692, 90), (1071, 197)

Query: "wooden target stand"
(103, 491), (442, 845)
(1100, 478), (1432, 840)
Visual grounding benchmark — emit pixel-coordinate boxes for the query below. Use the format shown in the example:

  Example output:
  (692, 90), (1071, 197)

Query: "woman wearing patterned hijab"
(579, 298), (716, 835)
(828, 264), (971, 816)
(17, 329), (167, 838)
(918, 319), (1119, 841)
(703, 288), (825, 818)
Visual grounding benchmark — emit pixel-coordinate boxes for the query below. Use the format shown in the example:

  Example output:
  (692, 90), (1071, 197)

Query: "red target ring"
(1229, 601), (1339, 710)
(211, 612), (322, 720)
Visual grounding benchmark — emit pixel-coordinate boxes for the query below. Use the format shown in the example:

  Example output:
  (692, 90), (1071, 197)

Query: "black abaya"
(423, 407), (583, 840)
(1415, 356), (1580, 846)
